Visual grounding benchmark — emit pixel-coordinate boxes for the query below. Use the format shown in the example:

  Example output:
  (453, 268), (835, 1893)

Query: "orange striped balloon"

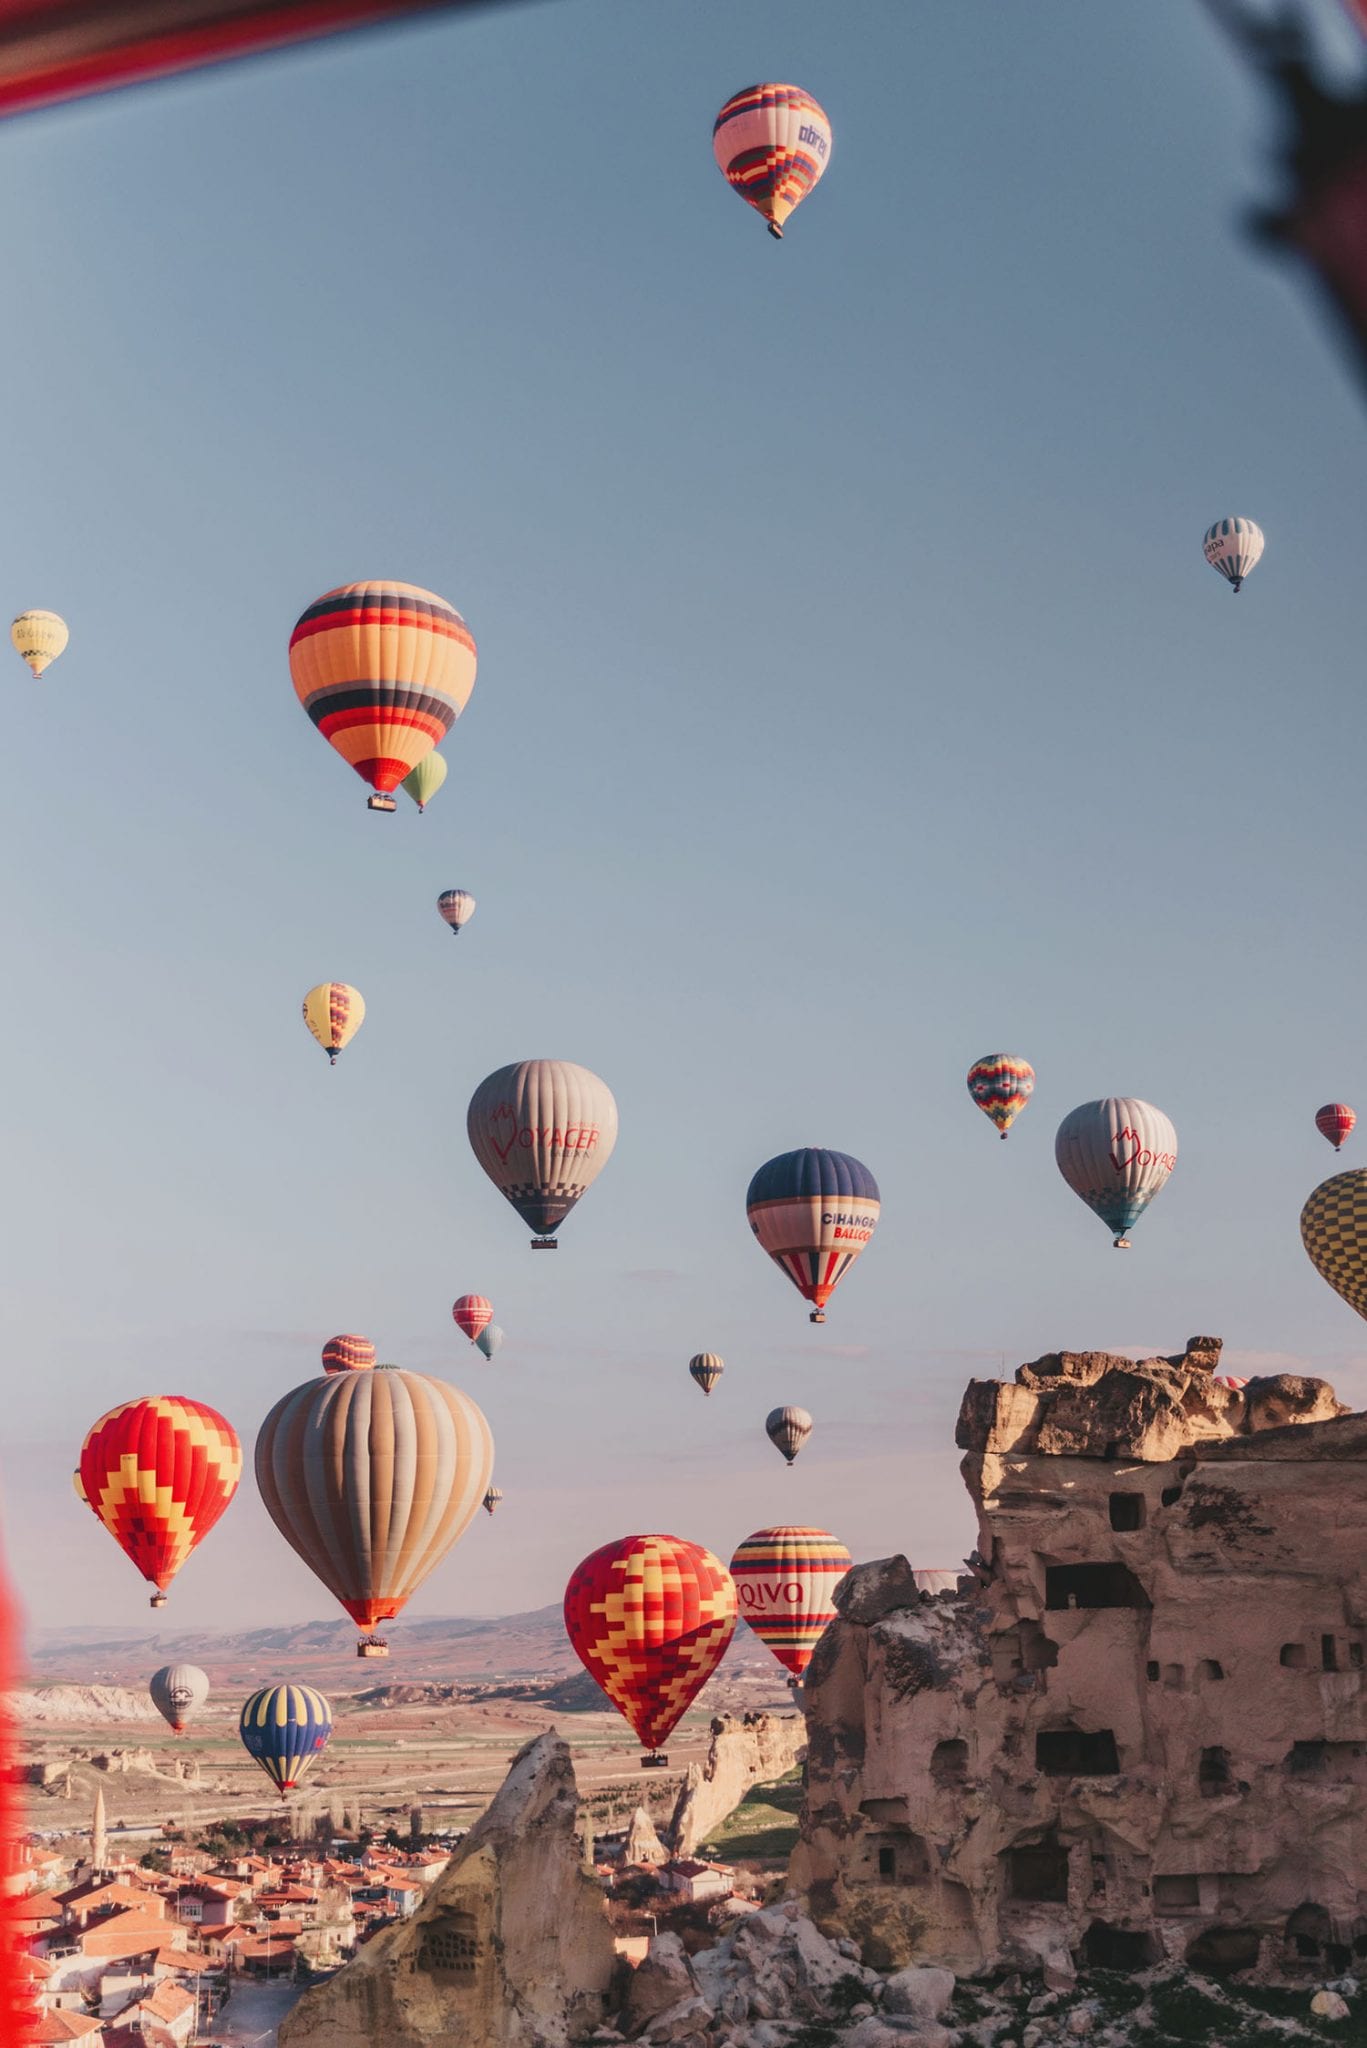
(289, 582), (476, 808)
(79, 1396), (242, 1606)
(321, 1334), (376, 1374)
(729, 1526), (851, 1680)
(563, 1533), (736, 1750)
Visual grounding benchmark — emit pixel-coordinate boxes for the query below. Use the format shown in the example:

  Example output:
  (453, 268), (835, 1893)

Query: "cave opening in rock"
(930, 1739), (969, 1788)
(1198, 1746), (1233, 1797)
(1079, 1920), (1159, 1969)
(1034, 1726), (1120, 1776)
(1108, 1492), (1145, 1531)
(1185, 1925), (1260, 1976)
(1153, 1874), (1201, 1911)
(1285, 1902), (1350, 1972)
(858, 1816), (930, 1886)
(1197, 1658), (1224, 1683)
(1322, 1634), (1339, 1672)
(1280, 1642), (1308, 1669)
(1004, 1833), (1068, 1904)
(1044, 1563), (1151, 1611)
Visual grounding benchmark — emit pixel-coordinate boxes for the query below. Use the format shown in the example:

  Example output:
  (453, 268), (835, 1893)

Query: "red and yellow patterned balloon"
(78, 1396), (242, 1606)
(563, 1534), (736, 1749)
(321, 1334), (375, 1375)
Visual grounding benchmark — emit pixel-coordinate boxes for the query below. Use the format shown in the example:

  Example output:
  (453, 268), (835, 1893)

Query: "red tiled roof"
(137, 1979), (195, 2023)
(34, 2012), (104, 2043)
(11, 1890), (65, 1920)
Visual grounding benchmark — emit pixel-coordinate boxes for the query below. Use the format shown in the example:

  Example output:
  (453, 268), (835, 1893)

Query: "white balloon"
(1055, 1098), (1177, 1248)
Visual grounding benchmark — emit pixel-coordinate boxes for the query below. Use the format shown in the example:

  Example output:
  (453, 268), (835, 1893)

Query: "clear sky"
(4, 0), (1367, 1643)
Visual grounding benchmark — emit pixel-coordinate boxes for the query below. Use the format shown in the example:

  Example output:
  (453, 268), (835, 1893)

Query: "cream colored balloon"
(12, 609), (68, 678)
(467, 1060), (619, 1247)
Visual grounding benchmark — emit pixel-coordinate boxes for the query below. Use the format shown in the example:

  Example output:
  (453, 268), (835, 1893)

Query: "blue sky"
(4, 0), (1367, 1640)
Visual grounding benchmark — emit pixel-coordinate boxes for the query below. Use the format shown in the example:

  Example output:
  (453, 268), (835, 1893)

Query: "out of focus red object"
(0, 1534), (29, 2045)
(0, 1), (510, 116)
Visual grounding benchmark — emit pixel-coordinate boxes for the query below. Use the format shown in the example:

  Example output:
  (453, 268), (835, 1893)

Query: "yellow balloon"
(12, 610), (68, 679)
(302, 982), (365, 1066)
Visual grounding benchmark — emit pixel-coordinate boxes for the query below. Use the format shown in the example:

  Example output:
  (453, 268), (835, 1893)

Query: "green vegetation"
(705, 1768), (803, 1865)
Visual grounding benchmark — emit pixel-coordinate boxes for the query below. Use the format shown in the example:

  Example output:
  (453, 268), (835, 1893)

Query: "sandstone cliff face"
(670, 1711), (807, 1859)
(279, 1731), (614, 2048)
(793, 1339), (1367, 1982)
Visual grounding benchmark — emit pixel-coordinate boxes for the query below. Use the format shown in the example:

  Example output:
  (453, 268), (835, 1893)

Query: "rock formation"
(279, 1731), (615, 2048)
(670, 1712), (806, 1859)
(792, 1338), (1367, 1981)
(625, 1804), (669, 1866)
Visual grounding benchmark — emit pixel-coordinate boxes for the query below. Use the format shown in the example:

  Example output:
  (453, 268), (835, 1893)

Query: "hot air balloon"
(967, 1054), (1035, 1140)
(72, 1468), (87, 1505)
(1214, 1375), (1251, 1390)
(255, 1366), (493, 1657)
(766, 1406), (812, 1465)
(713, 84), (832, 240)
(239, 1683), (333, 1798)
(321, 1334), (375, 1375)
(729, 1526), (851, 1682)
(11, 610), (68, 678)
(437, 889), (476, 936)
(1316, 1104), (1357, 1152)
(688, 1353), (724, 1396)
(149, 1664), (209, 1735)
(746, 1149), (880, 1322)
(452, 1295), (492, 1343)
(1302, 1169), (1367, 1323)
(474, 1323), (505, 1361)
(564, 1534), (736, 1759)
(79, 1396), (242, 1607)
(289, 581), (476, 812)
(482, 1485), (503, 1516)
(467, 1061), (619, 1248)
(402, 752), (447, 813)
(1203, 517), (1264, 592)
(302, 982), (365, 1066)
(1054, 1099), (1177, 1249)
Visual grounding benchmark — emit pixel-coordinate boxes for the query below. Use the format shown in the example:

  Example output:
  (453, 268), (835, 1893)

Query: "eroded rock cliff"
(670, 1711), (807, 1859)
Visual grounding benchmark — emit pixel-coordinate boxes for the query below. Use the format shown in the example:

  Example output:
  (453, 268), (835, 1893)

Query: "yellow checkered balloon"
(1301, 1169), (1367, 1321)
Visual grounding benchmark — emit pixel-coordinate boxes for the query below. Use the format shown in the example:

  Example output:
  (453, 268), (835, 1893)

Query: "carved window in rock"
(1285, 1902), (1351, 1974)
(1081, 1921), (1159, 1969)
(1044, 1563), (1150, 1612)
(860, 1824), (930, 1887)
(1185, 1926), (1260, 1976)
(1323, 1635), (1339, 1672)
(416, 1910), (480, 1978)
(1198, 1747), (1233, 1797)
(1197, 1659), (1224, 1683)
(1281, 1642), (1308, 1669)
(1153, 1874), (1200, 1911)
(1004, 1834), (1068, 1904)
(1034, 1726), (1119, 1776)
(930, 1740), (969, 1789)
(1108, 1493), (1145, 1532)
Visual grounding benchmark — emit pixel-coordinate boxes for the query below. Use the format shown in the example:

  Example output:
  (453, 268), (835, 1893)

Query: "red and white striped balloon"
(1316, 1104), (1356, 1153)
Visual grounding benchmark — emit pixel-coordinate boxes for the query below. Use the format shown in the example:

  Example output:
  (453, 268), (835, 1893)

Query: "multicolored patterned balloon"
(11, 609), (67, 678)
(289, 582), (476, 810)
(467, 1060), (619, 1247)
(688, 1352), (724, 1396)
(302, 982), (365, 1066)
(452, 1295), (492, 1342)
(729, 1526), (850, 1680)
(1203, 517), (1264, 592)
(563, 1533), (736, 1750)
(713, 83), (832, 240)
(1301, 1169), (1367, 1323)
(401, 751), (448, 812)
(321, 1333), (375, 1375)
(239, 1683), (333, 1798)
(482, 1486), (503, 1516)
(746, 1149), (879, 1322)
(78, 1395), (242, 1606)
(1054, 1098), (1177, 1248)
(967, 1054), (1035, 1139)
(438, 889), (476, 936)
(766, 1406), (812, 1465)
(1316, 1103), (1357, 1153)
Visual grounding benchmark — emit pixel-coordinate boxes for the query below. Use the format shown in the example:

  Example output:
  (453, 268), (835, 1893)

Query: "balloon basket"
(366, 794), (397, 813)
(809, 1310), (826, 1324)
(1112, 1237), (1132, 1251)
(530, 1238), (558, 1251)
(767, 221), (783, 240)
(357, 1634), (390, 1658)
(640, 1753), (669, 1770)
(149, 1593), (167, 1609)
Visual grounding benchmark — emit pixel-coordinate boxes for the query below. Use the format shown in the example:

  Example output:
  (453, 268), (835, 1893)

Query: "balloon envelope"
(1302, 1169), (1367, 1322)
(729, 1526), (850, 1680)
(239, 1683), (333, 1797)
(290, 582), (475, 805)
(254, 1367), (493, 1636)
(474, 1323), (505, 1361)
(967, 1054), (1035, 1138)
(79, 1396), (241, 1603)
(452, 1295), (493, 1342)
(1054, 1099), (1177, 1247)
(713, 83), (832, 238)
(402, 752), (448, 811)
(437, 889), (476, 935)
(746, 1149), (879, 1321)
(303, 983), (364, 1064)
(11, 609), (67, 678)
(766, 1406), (812, 1465)
(1316, 1104), (1357, 1153)
(150, 1663), (209, 1734)
(467, 1061), (619, 1244)
(688, 1353), (724, 1396)
(1203, 517), (1264, 591)
(563, 1533), (736, 1749)
(321, 1334), (375, 1375)
(482, 1486), (503, 1516)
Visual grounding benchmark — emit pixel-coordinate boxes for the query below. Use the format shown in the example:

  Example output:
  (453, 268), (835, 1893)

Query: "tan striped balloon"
(254, 1367), (493, 1635)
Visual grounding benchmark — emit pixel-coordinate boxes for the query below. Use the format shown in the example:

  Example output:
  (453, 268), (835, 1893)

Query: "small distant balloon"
(713, 84), (832, 240)
(11, 610), (67, 678)
(302, 982), (365, 1066)
(321, 1334), (375, 1375)
(1054, 1098), (1177, 1248)
(967, 1054), (1035, 1139)
(1214, 1375), (1250, 1390)
(239, 1683), (333, 1798)
(402, 752), (448, 812)
(746, 1149), (879, 1322)
(475, 1323), (505, 1361)
(453, 1295), (493, 1342)
(482, 1485), (503, 1516)
(689, 1353), (724, 1396)
(1203, 517), (1264, 592)
(150, 1663), (209, 1735)
(766, 1405), (812, 1465)
(1316, 1103), (1356, 1153)
(438, 889), (476, 936)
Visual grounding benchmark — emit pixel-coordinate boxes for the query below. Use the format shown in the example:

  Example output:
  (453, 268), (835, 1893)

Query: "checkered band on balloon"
(79, 1395), (242, 1591)
(563, 1534), (737, 1749)
(1301, 1169), (1367, 1322)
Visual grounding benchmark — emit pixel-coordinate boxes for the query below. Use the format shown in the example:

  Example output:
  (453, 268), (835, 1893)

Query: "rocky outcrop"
(279, 1731), (614, 2048)
(795, 1339), (1367, 1982)
(669, 1712), (806, 1859)
(625, 1805), (669, 1866)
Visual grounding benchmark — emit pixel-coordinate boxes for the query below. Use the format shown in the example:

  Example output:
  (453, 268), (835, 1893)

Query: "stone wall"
(792, 1338), (1367, 1981)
